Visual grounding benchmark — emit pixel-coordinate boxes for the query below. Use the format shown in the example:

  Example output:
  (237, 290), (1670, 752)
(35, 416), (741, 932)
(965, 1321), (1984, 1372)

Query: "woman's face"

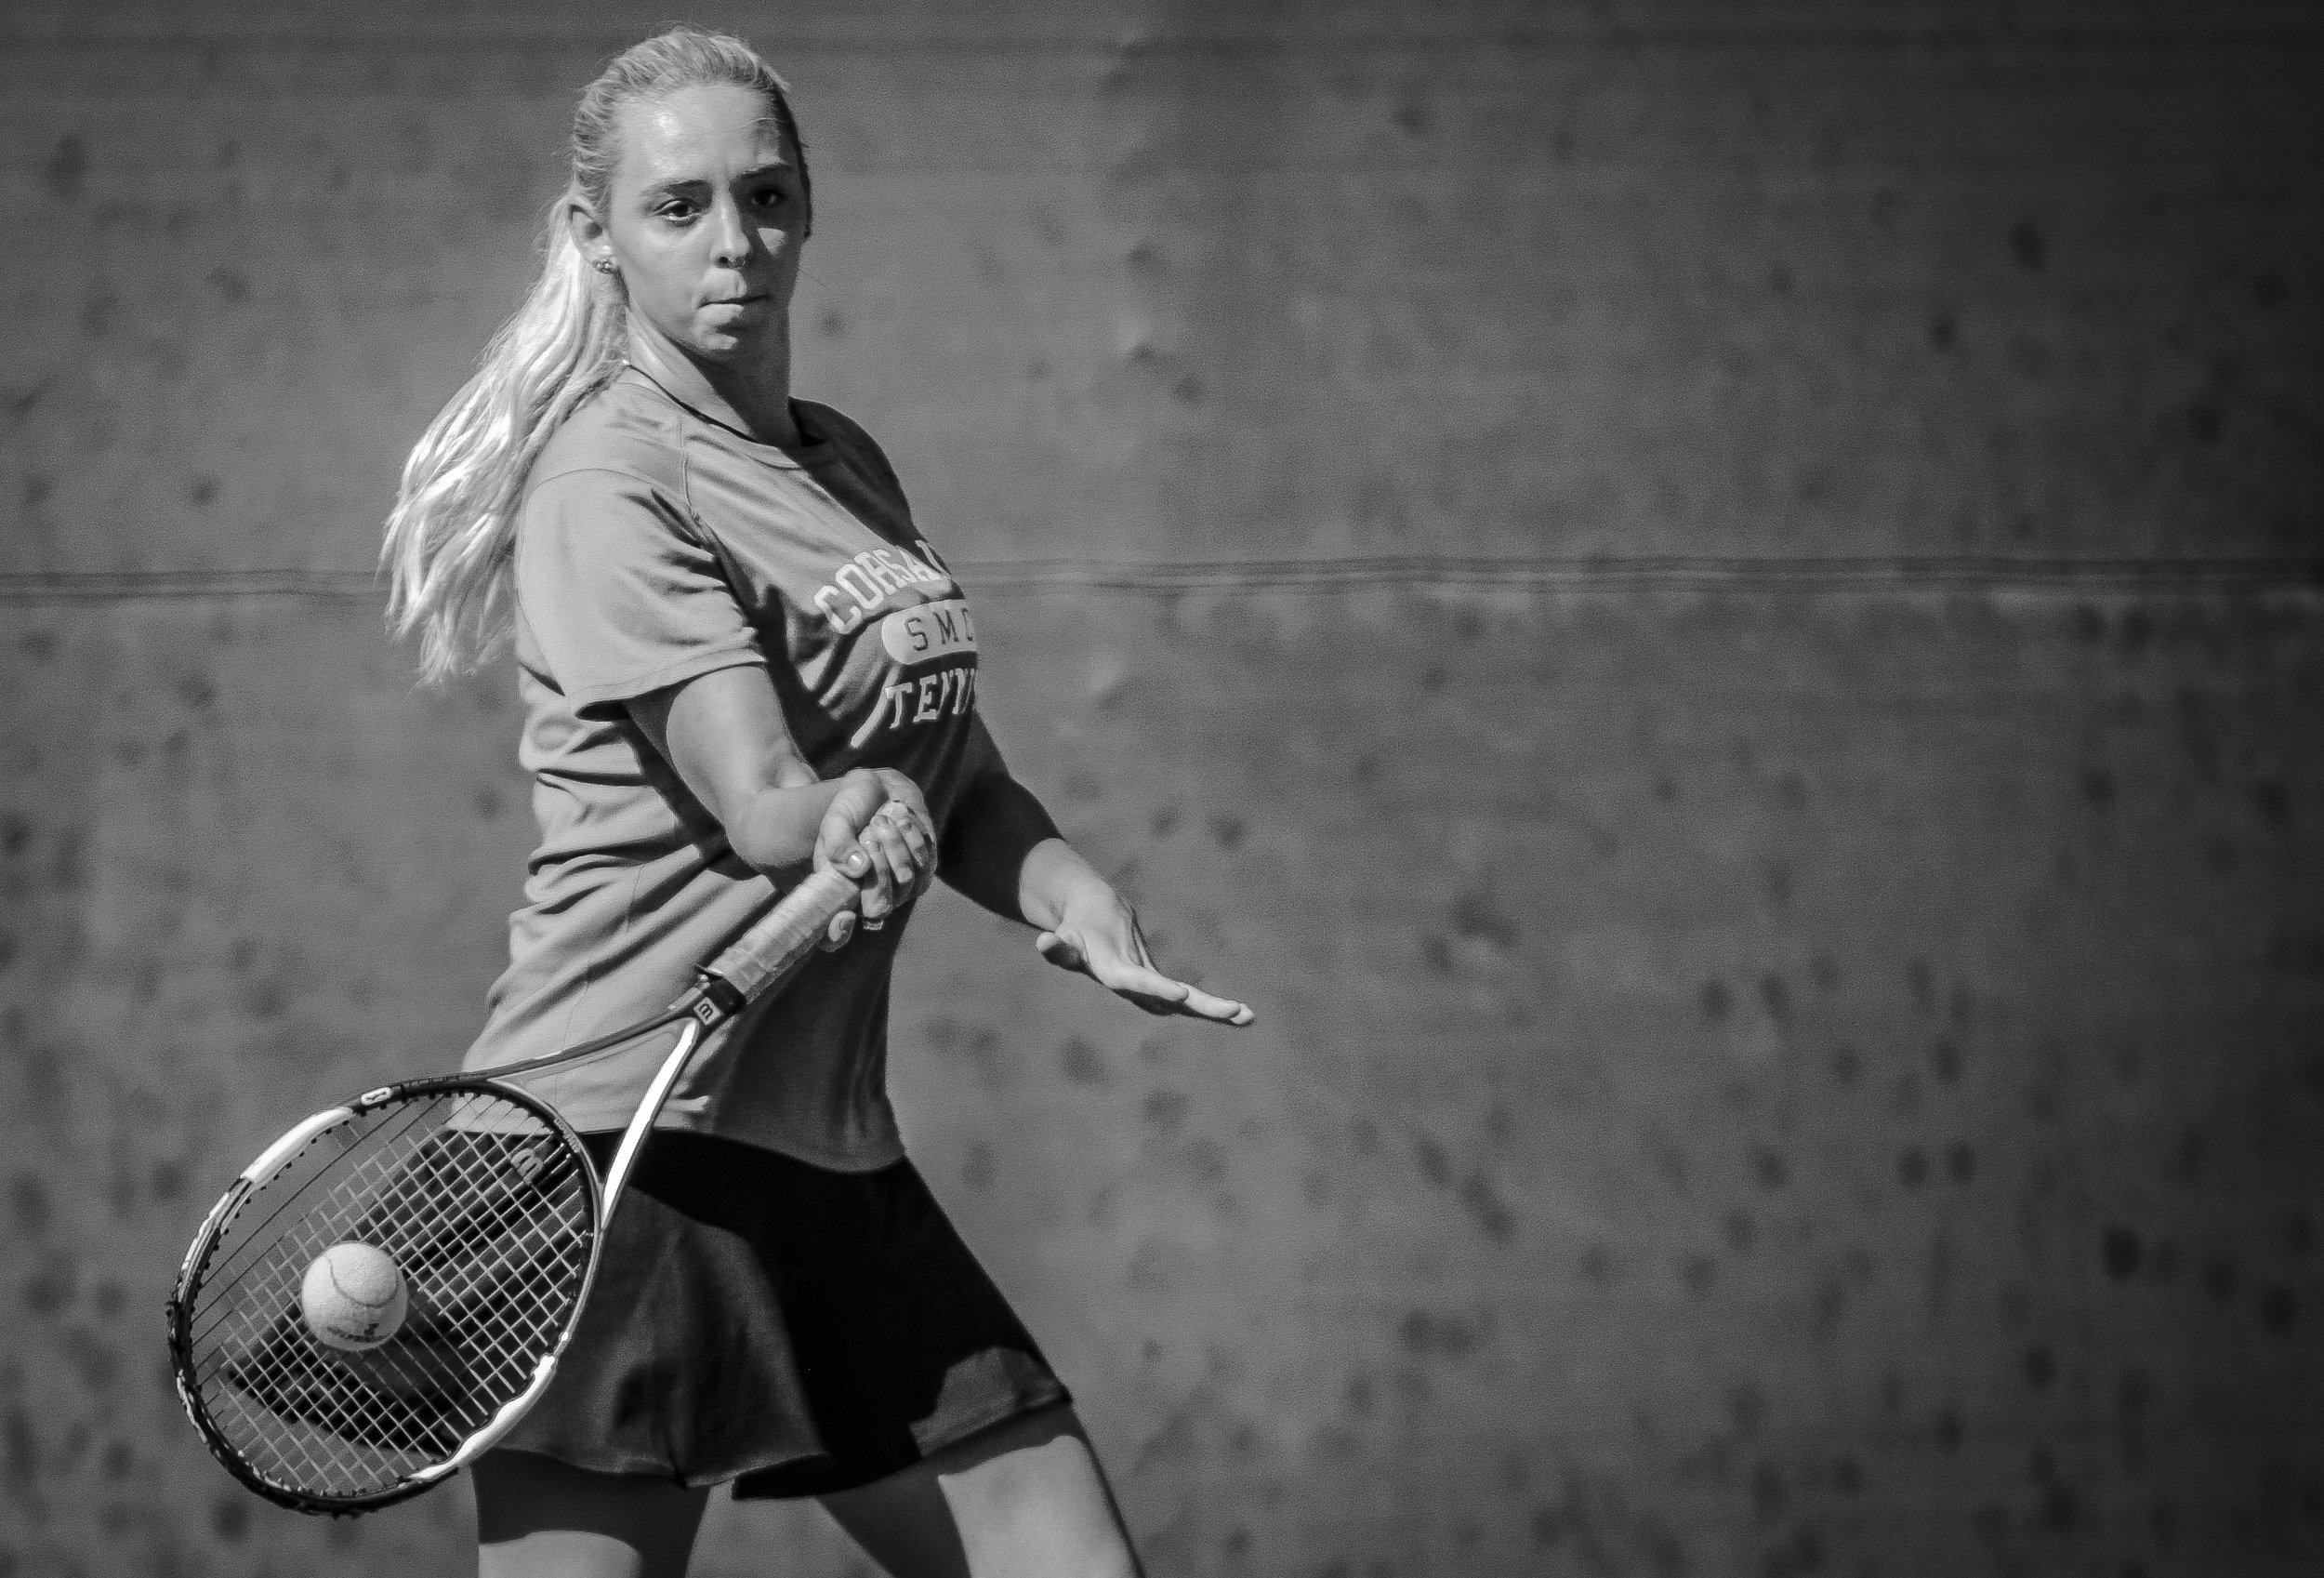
(589, 83), (809, 366)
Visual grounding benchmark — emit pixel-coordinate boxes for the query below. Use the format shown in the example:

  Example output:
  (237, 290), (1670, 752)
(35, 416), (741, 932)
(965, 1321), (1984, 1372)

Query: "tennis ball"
(300, 1240), (409, 1352)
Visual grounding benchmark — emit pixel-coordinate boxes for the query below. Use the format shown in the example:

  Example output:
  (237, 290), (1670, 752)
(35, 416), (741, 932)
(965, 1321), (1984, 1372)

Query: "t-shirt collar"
(618, 362), (834, 471)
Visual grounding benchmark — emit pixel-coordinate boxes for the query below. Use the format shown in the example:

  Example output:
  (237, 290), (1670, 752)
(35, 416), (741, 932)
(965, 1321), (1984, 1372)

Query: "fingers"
(815, 852), (869, 950)
(805, 772), (937, 950)
(1179, 985), (1256, 1027)
(865, 773), (937, 902)
(1035, 929), (1086, 971)
(852, 823), (899, 925)
(1103, 962), (1255, 1025)
(891, 804), (937, 892)
(817, 908), (859, 952)
(813, 771), (890, 873)
(869, 800), (936, 899)
(1035, 930), (1254, 1026)
(870, 769), (934, 835)
(854, 800), (940, 929)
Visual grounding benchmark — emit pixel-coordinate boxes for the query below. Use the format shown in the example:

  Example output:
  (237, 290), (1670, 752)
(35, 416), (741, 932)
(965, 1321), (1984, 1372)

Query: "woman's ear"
(564, 192), (612, 271)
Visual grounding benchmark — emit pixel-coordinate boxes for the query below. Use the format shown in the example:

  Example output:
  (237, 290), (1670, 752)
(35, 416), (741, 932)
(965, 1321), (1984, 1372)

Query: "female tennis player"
(380, 27), (1249, 1578)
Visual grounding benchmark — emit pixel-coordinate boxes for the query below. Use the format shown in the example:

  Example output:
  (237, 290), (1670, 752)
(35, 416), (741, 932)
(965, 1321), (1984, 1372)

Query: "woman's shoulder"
(795, 398), (905, 491)
(795, 399), (889, 462)
(525, 371), (689, 503)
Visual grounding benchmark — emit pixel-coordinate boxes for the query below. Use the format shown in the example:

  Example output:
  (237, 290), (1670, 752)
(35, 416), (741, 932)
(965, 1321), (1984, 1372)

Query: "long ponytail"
(382, 27), (807, 683)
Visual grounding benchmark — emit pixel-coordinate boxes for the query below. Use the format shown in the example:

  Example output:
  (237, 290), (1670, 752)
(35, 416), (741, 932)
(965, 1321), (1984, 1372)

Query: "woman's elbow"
(722, 792), (820, 877)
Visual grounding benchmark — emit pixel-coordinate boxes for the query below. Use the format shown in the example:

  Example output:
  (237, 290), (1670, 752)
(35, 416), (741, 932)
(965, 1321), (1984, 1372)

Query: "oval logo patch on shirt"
(879, 599), (978, 665)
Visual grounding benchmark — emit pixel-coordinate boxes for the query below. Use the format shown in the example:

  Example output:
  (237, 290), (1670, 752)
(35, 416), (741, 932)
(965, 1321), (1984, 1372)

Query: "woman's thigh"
(473, 1449), (712, 1578)
(817, 1405), (1142, 1578)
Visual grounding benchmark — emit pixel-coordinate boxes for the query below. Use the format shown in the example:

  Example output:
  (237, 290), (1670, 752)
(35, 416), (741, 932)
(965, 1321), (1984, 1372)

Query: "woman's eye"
(752, 189), (787, 208)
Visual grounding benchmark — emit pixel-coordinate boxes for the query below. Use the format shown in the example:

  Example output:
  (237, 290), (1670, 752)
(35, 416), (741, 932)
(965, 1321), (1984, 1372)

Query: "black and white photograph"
(0, 2), (2317, 1574)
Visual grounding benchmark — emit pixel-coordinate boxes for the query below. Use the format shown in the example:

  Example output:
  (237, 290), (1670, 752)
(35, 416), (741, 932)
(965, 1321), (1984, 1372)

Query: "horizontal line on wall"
(1, 557), (2317, 606)
(0, 570), (386, 603)
(958, 555), (2324, 595)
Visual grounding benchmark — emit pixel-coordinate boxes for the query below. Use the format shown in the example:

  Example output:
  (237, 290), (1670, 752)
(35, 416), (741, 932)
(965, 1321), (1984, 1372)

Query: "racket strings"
(178, 1088), (594, 1499)
(205, 1116), (586, 1474)
(188, 1094), (447, 1351)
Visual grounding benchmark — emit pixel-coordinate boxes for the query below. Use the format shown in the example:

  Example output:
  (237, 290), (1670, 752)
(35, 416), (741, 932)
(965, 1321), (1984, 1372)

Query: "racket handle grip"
(701, 866), (861, 1003)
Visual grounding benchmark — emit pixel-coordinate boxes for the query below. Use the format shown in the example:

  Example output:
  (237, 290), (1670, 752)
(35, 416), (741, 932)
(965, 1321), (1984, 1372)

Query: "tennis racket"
(165, 864), (860, 1516)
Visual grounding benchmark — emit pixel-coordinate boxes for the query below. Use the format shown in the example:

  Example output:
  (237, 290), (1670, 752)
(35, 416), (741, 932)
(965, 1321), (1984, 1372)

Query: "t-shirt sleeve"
(514, 467), (766, 713)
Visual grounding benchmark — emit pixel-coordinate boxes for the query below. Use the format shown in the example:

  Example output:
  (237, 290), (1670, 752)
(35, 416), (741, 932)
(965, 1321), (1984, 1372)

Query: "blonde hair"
(382, 27), (808, 683)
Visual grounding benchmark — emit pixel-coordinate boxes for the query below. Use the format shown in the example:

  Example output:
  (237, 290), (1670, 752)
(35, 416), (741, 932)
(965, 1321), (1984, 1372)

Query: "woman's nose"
(709, 200), (751, 267)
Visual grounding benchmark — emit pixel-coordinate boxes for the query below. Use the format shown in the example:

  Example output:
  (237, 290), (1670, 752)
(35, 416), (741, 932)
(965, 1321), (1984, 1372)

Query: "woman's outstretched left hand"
(1035, 892), (1254, 1026)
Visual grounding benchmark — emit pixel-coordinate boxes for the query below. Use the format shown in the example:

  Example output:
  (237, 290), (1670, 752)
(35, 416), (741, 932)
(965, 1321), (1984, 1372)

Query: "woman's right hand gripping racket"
(164, 866), (860, 1516)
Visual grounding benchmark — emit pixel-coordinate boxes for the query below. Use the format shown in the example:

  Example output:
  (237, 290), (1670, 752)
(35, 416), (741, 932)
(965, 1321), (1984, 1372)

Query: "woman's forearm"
(726, 775), (853, 876)
(628, 670), (931, 885)
(940, 769), (1104, 926)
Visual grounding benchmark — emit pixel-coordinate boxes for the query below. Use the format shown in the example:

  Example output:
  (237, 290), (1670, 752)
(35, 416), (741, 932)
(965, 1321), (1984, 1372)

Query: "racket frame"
(165, 1072), (605, 1516)
(165, 862), (861, 1516)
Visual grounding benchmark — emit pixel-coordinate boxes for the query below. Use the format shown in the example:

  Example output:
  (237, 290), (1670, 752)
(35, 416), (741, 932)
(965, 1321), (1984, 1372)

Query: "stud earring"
(592, 257), (616, 275)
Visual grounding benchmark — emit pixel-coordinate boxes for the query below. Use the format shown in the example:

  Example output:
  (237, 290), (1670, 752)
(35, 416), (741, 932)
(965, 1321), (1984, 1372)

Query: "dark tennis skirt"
(492, 1130), (1070, 1499)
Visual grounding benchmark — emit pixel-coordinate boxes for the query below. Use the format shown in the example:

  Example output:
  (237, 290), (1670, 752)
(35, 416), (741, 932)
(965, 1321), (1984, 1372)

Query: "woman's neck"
(625, 328), (800, 449)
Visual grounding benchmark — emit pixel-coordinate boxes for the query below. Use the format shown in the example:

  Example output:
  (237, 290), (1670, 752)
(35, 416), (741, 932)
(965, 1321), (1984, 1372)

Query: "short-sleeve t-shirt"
(460, 366), (984, 1171)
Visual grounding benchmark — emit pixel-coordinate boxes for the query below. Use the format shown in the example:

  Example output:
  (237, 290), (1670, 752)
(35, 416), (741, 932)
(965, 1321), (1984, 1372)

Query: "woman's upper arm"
(516, 470), (762, 713)
(627, 666), (817, 840)
(517, 468), (837, 870)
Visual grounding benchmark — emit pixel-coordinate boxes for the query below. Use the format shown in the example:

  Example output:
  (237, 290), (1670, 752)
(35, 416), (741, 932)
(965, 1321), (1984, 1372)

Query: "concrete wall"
(3, 3), (2318, 1574)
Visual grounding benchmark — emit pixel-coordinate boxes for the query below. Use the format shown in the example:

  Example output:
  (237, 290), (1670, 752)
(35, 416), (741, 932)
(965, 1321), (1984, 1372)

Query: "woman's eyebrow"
(639, 164), (791, 200)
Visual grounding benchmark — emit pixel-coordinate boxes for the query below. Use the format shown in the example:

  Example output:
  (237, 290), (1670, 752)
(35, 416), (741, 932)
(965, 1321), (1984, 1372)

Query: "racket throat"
(595, 1016), (708, 1228)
